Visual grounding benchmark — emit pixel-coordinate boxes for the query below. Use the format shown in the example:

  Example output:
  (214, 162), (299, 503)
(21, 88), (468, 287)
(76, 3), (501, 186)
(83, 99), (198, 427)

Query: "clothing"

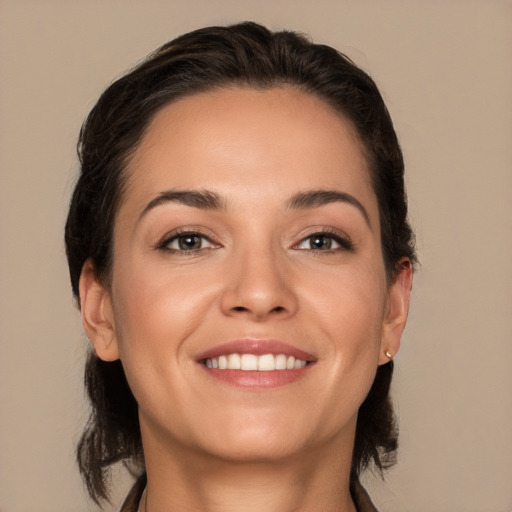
(349, 480), (379, 512)
(119, 473), (146, 512)
(119, 472), (379, 512)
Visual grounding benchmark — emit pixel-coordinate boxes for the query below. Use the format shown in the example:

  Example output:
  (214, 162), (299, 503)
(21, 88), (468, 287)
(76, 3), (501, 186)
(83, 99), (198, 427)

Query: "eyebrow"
(139, 188), (370, 227)
(286, 190), (370, 226)
(139, 189), (224, 220)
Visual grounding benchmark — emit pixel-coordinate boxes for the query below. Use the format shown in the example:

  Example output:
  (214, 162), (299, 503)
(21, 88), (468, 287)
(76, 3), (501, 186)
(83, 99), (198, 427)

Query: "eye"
(159, 231), (218, 253)
(295, 231), (353, 252)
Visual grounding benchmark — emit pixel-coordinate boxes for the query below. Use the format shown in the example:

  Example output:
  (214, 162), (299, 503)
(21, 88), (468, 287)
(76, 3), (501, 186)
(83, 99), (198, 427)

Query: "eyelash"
(157, 229), (219, 254)
(293, 229), (354, 253)
(157, 228), (354, 255)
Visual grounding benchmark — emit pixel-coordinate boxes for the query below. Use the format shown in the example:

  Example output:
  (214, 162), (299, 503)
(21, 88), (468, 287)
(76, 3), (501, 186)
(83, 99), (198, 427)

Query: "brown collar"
(350, 479), (379, 512)
(119, 473), (146, 512)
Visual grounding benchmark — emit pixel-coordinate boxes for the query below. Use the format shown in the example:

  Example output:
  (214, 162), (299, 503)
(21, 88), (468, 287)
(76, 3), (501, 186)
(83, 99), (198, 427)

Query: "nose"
(220, 246), (298, 321)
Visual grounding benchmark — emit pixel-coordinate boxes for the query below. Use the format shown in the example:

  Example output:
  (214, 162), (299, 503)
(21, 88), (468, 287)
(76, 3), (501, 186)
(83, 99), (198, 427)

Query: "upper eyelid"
(295, 234), (353, 251)
(292, 227), (353, 245)
(155, 226), (353, 250)
(157, 228), (220, 249)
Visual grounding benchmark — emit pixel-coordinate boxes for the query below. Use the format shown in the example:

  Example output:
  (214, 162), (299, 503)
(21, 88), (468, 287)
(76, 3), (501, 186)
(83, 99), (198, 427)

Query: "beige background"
(1, 1), (511, 511)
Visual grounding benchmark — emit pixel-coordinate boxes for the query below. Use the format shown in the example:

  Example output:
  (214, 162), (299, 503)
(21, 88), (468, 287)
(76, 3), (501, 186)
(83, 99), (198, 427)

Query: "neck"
(139, 423), (357, 512)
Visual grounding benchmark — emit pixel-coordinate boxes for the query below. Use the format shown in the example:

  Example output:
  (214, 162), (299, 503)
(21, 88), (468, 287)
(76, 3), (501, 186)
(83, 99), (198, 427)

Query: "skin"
(80, 86), (411, 511)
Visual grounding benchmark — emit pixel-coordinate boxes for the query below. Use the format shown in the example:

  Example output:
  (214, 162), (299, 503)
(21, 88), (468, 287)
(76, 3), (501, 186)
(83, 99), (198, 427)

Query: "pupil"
(311, 235), (331, 250)
(179, 235), (201, 250)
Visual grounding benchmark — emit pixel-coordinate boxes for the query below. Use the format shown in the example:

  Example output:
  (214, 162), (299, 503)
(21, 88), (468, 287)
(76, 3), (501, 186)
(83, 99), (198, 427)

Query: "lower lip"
(200, 365), (313, 388)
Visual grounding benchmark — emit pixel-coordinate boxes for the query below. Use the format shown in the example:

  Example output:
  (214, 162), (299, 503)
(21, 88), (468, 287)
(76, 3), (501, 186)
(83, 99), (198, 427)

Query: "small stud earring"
(385, 350), (393, 359)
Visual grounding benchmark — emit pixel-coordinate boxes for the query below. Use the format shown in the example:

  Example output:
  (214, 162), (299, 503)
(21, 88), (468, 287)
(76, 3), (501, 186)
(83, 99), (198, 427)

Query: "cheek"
(108, 278), (204, 436)
(299, 262), (388, 410)
(286, 266), (386, 435)
(109, 257), (226, 393)
(303, 262), (388, 347)
(112, 259), (212, 341)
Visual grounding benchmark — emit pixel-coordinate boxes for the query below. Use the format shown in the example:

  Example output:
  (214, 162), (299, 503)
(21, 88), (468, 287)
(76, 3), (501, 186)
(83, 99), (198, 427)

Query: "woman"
(65, 22), (415, 512)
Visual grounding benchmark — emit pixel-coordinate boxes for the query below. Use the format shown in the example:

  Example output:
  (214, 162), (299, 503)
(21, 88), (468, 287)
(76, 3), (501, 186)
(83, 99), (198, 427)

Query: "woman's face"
(82, 86), (410, 463)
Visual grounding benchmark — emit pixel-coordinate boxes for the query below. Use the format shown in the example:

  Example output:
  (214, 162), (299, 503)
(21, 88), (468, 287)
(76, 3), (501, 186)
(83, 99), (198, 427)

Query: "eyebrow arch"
(139, 189), (224, 220)
(286, 190), (371, 227)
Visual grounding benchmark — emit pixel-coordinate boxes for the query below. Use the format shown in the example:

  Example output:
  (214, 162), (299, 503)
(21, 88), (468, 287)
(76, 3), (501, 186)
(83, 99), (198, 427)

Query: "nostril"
(231, 305), (285, 315)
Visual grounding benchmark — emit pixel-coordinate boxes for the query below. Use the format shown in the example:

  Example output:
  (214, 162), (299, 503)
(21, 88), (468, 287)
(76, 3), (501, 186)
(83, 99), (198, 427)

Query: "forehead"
(124, 86), (375, 213)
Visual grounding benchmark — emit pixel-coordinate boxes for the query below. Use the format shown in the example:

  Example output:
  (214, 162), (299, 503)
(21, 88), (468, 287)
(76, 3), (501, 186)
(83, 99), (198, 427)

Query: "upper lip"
(196, 339), (316, 362)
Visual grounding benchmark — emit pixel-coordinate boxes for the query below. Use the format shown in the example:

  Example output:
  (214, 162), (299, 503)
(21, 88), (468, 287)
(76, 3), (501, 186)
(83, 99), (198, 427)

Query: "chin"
(187, 409), (347, 464)
(201, 432), (308, 463)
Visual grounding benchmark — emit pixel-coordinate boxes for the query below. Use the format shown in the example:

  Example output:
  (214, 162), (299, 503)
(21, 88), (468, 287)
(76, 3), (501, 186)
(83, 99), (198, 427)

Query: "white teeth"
(258, 354), (275, 371)
(240, 354), (258, 371)
(205, 353), (308, 371)
(275, 354), (287, 370)
(227, 353), (241, 370)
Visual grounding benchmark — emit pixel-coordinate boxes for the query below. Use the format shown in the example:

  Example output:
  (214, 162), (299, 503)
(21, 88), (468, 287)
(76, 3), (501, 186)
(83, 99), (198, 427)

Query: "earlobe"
(79, 259), (120, 362)
(379, 259), (412, 365)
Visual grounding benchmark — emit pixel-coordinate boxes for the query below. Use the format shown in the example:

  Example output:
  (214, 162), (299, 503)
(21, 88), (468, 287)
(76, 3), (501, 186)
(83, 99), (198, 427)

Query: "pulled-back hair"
(65, 21), (416, 504)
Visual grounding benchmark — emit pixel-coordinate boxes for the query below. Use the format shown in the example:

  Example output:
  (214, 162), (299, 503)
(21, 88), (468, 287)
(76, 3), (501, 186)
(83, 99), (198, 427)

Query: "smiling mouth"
(204, 353), (308, 371)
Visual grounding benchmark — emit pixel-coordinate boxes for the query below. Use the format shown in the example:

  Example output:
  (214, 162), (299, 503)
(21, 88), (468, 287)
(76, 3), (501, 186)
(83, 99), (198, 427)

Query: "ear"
(79, 259), (120, 362)
(379, 259), (412, 365)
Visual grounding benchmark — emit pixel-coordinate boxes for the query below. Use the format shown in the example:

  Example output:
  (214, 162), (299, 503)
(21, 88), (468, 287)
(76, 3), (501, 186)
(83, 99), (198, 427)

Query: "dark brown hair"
(65, 21), (416, 504)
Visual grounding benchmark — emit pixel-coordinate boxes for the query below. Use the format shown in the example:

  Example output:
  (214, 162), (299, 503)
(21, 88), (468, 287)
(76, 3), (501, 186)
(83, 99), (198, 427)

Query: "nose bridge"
(221, 235), (297, 319)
